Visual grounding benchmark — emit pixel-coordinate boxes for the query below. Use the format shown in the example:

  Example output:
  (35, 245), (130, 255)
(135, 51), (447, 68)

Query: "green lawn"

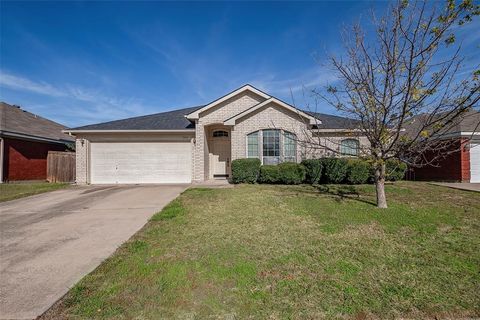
(0, 182), (69, 202)
(42, 182), (480, 319)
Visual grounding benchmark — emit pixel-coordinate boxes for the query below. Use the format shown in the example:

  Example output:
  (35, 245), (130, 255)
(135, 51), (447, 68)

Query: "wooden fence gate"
(47, 151), (76, 183)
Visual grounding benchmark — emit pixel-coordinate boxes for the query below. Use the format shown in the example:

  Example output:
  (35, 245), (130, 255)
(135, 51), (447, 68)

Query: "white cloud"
(0, 72), (66, 97)
(251, 66), (340, 100)
(0, 71), (152, 126)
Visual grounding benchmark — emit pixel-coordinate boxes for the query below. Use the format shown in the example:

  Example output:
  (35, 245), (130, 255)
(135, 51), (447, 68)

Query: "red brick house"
(408, 111), (480, 183)
(0, 102), (74, 182)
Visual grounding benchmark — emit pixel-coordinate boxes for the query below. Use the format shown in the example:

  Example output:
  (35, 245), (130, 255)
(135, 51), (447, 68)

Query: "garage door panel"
(90, 142), (191, 184)
(470, 143), (480, 183)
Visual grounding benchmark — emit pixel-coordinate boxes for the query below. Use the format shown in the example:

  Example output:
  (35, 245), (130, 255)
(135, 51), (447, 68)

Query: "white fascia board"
(311, 128), (363, 133)
(460, 132), (480, 136)
(185, 85), (271, 120)
(432, 131), (480, 139)
(312, 128), (403, 133)
(63, 129), (195, 135)
(224, 97), (320, 125)
(0, 130), (73, 144)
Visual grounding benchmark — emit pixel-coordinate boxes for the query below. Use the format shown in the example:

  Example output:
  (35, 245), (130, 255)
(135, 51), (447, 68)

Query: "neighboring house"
(66, 84), (368, 184)
(407, 110), (480, 183)
(0, 102), (74, 182)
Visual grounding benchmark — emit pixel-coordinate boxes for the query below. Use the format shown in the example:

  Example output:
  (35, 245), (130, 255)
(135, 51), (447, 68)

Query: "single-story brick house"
(407, 110), (480, 183)
(0, 102), (75, 182)
(66, 84), (369, 184)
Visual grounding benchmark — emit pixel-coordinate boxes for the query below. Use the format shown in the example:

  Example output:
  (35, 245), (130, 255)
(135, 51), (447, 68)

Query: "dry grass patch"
(0, 182), (68, 202)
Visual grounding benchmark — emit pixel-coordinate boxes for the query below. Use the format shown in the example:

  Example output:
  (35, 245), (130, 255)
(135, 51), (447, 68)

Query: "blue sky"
(1, 1), (479, 127)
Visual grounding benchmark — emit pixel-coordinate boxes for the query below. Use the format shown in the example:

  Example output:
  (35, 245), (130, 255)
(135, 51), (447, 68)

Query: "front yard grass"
(43, 182), (480, 319)
(0, 182), (69, 202)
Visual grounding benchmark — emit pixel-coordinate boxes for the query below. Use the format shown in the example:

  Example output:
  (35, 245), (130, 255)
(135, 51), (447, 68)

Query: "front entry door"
(209, 128), (231, 178)
(211, 136), (231, 177)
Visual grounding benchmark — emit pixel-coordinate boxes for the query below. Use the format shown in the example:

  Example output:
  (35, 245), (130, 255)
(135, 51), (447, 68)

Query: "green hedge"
(258, 165), (281, 184)
(259, 163), (305, 184)
(231, 157), (406, 185)
(278, 162), (306, 184)
(301, 159), (323, 184)
(345, 159), (371, 184)
(231, 158), (261, 184)
(386, 159), (407, 181)
(321, 158), (348, 184)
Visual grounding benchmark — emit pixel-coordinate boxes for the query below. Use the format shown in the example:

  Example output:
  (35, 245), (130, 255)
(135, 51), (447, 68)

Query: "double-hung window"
(262, 129), (280, 164)
(247, 131), (259, 158)
(340, 139), (359, 156)
(283, 131), (296, 162)
(247, 129), (296, 164)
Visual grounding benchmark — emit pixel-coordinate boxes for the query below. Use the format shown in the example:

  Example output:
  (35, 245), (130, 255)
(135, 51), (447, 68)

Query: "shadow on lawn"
(315, 185), (377, 206)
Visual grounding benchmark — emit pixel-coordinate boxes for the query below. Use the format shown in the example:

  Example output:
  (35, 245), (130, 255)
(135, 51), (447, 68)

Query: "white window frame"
(262, 129), (281, 165)
(246, 131), (260, 158)
(283, 131), (297, 162)
(340, 138), (360, 156)
(245, 129), (297, 164)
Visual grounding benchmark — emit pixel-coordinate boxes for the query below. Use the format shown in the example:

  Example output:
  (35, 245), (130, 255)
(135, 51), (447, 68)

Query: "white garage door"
(471, 143), (480, 183)
(90, 142), (191, 184)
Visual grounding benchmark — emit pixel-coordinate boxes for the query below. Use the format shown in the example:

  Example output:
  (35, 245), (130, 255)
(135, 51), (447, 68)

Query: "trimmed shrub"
(259, 165), (281, 184)
(301, 159), (323, 184)
(258, 163), (306, 184)
(231, 158), (261, 184)
(386, 159), (407, 181)
(345, 159), (371, 184)
(368, 159), (407, 182)
(278, 162), (306, 185)
(321, 158), (348, 184)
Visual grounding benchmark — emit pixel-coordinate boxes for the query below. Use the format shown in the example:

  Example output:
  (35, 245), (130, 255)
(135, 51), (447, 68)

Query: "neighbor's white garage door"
(90, 142), (191, 184)
(470, 143), (480, 183)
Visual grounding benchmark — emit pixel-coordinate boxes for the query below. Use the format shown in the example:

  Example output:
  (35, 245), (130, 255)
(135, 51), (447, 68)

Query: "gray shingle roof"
(69, 106), (203, 130)
(0, 102), (74, 143)
(403, 110), (480, 137)
(451, 110), (480, 132)
(68, 106), (359, 131)
(307, 111), (361, 129)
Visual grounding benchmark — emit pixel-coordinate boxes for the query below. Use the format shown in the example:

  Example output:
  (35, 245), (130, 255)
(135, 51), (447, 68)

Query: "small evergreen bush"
(231, 158), (261, 184)
(321, 158), (348, 183)
(278, 162), (306, 185)
(259, 165), (281, 184)
(386, 159), (407, 181)
(301, 159), (323, 184)
(345, 159), (371, 184)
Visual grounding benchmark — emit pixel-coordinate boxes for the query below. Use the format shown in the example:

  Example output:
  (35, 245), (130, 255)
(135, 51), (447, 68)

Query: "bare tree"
(311, 0), (480, 208)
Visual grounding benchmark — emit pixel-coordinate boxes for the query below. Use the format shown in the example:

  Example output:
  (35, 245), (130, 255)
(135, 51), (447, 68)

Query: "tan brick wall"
(75, 138), (88, 184)
(228, 102), (371, 164)
(231, 102), (312, 162)
(193, 91), (266, 181)
(194, 96), (371, 180)
(308, 133), (370, 158)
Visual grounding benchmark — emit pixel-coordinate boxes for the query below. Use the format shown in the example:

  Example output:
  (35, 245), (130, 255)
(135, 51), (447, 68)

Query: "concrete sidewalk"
(0, 184), (188, 320)
(430, 182), (480, 192)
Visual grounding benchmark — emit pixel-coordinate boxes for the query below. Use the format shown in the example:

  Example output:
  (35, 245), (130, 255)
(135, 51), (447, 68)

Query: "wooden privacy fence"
(47, 151), (76, 183)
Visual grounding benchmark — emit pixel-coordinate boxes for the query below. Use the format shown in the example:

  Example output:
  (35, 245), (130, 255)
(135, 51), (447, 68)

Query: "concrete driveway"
(0, 184), (188, 320)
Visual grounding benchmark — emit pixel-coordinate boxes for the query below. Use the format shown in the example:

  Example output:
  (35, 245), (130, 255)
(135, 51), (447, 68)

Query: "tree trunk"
(375, 163), (388, 209)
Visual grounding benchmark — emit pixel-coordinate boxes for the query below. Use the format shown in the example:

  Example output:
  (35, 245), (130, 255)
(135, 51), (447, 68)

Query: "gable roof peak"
(223, 97), (320, 126)
(185, 84), (271, 120)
